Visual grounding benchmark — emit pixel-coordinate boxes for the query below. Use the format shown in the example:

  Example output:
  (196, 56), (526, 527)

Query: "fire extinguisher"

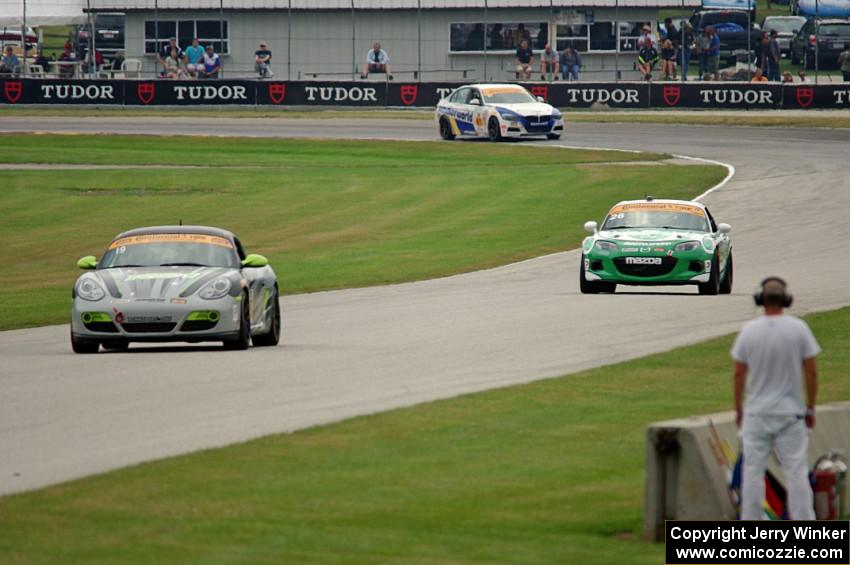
(812, 453), (842, 520)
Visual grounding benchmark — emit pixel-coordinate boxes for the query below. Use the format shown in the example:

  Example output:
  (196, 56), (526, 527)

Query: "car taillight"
(809, 34), (817, 45)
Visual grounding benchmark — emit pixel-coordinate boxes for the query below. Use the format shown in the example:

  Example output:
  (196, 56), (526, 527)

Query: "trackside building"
(88, 0), (700, 81)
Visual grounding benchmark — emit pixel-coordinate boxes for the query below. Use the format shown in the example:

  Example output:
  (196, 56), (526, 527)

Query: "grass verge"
(0, 134), (724, 331)
(1, 306), (848, 563)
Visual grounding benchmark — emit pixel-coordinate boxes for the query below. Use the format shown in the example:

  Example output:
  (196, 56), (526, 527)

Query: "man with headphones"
(731, 276), (820, 520)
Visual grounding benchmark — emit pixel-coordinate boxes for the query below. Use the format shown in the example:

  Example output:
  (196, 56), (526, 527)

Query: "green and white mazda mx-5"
(71, 226), (281, 353)
(580, 199), (732, 295)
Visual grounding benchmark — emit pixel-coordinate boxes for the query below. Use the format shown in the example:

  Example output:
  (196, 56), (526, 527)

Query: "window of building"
(144, 20), (229, 54)
(449, 22), (549, 52)
(556, 21), (644, 53)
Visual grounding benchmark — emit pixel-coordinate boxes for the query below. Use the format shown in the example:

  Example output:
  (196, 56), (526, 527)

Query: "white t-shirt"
(366, 49), (389, 65)
(730, 314), (820, 416)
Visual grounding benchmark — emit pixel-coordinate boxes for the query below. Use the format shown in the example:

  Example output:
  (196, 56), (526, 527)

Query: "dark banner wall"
(2, 78), (849, 109)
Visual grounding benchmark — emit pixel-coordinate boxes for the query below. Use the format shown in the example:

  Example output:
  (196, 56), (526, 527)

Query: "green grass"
(4, 106), (850, 130)
(2, 306), (848, 563)
(0, 134), (725, 331)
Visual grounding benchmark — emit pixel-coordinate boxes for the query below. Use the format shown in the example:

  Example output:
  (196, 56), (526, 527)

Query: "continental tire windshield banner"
(1, 78), (849, 109)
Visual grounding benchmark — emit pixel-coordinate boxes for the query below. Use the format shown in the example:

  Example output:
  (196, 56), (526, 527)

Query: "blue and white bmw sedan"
(435, 84), (563, 141)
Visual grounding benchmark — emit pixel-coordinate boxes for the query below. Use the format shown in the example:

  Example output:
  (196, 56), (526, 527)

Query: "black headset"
(753, 276), (793, 308)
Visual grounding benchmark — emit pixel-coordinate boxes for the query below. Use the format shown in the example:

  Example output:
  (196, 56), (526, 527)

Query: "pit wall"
(1, 79), (849, 109)
(644, 402), (850, 542)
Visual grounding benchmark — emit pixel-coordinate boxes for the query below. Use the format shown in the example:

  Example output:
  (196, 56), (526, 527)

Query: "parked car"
(762, 16), (806, 55)
(689, 10), (761, 62)
(75, 13), (125, 61)
(791, 18), (850, 68)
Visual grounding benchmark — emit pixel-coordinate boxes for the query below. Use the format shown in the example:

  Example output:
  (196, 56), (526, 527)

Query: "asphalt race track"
(2, 116), (849, 496)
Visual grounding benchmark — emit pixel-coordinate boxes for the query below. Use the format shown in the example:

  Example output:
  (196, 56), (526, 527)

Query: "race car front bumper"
(71, 295), (242, 342)
(584, 251), (712, 285)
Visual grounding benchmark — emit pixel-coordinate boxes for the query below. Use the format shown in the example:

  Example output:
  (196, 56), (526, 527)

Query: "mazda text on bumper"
(580, 199), (733, 295)
(71, 226), (281, 353)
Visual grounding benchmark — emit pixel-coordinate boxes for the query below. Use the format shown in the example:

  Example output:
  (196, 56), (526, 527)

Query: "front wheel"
(223, 292), (251, 350)
(252, 287), (281, 347)
(579, 255), (617, 294)
(719, 252), (733, 295)
(698, 254), (720, 295)
(71, 329), (99, 354)
(547, 133), (561, 140)
(438, 118), (455, 140)
(101, 340), (129, 351)
(487, 117), (502, 142)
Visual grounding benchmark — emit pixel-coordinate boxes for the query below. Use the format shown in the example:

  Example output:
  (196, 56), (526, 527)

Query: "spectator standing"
(839, 44), (850, 82)
(660, 39), (677, 80)
(489, 24), (505, 49)
(199, 45), (221, 79)
(465, 24), (485, 51)
(560, 45), (581, 80)
(539, 43), (559, 81)
(157, 37), (184, 75)
(731, 277), (819, 521)
(637, 38), (659, 81)
(515, 23), (531, 48)
(768, 30), (781, 82)
(680, 22), (694, 81)
(641, 24), (658, 48)
(34, 48), (50, 72)
(663, 17), (679, 45)
(185, 38), (204, 78)
(781, 71), (794, 83)
(696, 28), (711, 79)
(755, 33), (770, 74)
(0, 46), (20, 76)
(255, 41), (274, 78)
(361, 42), (392, 79)
(515, 39), (533, 79)
(798, 70), (809, 82)
(705, 27), (721, 81)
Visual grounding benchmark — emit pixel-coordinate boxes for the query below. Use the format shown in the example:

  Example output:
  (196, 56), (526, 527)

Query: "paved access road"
(1, 116), (849, 495)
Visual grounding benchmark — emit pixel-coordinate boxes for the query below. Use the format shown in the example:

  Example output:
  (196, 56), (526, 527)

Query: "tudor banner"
(1, 78), (850, 109)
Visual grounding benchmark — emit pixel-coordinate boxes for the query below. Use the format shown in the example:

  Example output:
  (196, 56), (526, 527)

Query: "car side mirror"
(717, 223), (732, 234)
(793, 29), (799, 34)
(584, 220), (598, 234)
(469, 98), (481, 106)
(77, 255), (97, 269)
(536, 96), (545, 102)
(241, 253), (269, 268)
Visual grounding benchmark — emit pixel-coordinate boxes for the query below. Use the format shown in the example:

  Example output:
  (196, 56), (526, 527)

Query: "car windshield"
(480, 88), (536, 104)
(818, 24), (850, 36)
(602, 203), (709, 232)
(98, 233), (239, 269)
(764, 18), (803, 32)
(701, 12), (750, 27)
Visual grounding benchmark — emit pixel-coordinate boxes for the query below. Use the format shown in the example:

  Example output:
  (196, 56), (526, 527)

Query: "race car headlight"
(594, 240), (618, 251)
(552, 111), (563, 120)
(674, 241), (700, 252)
(75, 277), (106, 301)
(502, 113), (520, 122)
(199, 277), (232, 300)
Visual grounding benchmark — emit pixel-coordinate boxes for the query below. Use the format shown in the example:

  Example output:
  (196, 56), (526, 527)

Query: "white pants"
(741, 413), (814, 520)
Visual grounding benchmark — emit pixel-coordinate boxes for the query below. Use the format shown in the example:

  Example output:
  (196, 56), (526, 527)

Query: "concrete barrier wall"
(644, 402), (850, 542)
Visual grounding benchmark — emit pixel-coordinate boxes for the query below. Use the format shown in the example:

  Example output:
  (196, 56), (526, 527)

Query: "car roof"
(113, 225), (236, 240)
(764, 15), (805, 20)
(816, 18), (850, 23)
(462, 83), (528, 90)
(611, 199), (707, 210)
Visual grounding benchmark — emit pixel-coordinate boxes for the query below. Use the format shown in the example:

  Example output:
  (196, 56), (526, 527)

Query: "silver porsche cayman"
(71, 226), (280, 353)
